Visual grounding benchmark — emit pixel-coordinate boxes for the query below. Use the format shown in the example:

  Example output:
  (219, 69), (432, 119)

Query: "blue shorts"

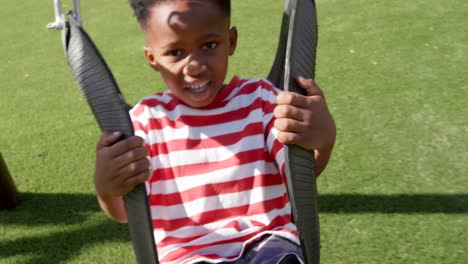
(199, 234), (304, 264)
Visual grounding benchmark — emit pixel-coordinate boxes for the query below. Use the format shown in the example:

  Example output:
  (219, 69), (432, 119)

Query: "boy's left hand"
(274, 77), (336, 151)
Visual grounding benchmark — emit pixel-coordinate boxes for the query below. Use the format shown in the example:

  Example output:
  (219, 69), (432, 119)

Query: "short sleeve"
(129, 101), (153, 193)
(260, 79), (286, 177)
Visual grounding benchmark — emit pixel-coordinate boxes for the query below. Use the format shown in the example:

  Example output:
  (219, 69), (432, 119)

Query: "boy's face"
(143, 0), (237, 108)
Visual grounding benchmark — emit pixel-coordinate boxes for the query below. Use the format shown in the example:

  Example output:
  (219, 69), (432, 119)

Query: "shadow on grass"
(0, 192), (466, 262)
(0, 192), (130, 263)
(0, 192), (101, 226)
(0, 220), (130, 264)
(318, 193), (468, 214)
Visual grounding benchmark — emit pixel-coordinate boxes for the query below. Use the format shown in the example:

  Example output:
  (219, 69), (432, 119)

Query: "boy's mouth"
(184, 81), (211, 93)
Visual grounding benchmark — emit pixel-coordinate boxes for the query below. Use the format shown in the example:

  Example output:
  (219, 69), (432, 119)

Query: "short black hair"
(129, 0), (231, 26)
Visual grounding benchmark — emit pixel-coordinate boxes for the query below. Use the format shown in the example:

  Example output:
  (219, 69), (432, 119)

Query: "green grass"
(1, 0), (467, 263)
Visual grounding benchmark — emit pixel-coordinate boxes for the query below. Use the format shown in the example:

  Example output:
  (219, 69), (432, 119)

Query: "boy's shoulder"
(129, 91), (172, 118)
(229, 75), (281, 94)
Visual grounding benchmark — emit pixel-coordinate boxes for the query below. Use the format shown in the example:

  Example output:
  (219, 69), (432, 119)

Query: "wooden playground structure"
(0, 152), (20, 210)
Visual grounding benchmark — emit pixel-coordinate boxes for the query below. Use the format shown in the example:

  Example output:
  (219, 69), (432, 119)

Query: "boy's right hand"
(94, 131), (151, 199)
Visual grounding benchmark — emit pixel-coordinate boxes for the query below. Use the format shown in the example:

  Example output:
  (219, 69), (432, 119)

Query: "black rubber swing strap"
(65, 15), (159, 264)
(267, 0), (320, 264)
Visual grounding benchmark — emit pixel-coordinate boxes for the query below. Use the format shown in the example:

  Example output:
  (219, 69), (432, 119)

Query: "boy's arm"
(314, 140), (335, 176)
(274, 77), (336, 176)
(97, 194), (127, 223)
(94, 131), (151, 223)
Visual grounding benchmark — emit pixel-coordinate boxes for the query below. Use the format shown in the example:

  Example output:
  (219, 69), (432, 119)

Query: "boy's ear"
(144, 46), (160, 72)
(228, 27), (238, 56)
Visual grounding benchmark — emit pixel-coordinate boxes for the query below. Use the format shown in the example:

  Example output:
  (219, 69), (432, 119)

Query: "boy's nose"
(183, 57), (205, 76)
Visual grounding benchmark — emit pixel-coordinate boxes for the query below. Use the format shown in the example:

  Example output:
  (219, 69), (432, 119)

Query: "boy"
(94, 0), (336, 263)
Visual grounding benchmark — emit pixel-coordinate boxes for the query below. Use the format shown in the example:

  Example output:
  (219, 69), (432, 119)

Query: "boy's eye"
(168, 50), (183, 57)
(202, 42), (217, 50)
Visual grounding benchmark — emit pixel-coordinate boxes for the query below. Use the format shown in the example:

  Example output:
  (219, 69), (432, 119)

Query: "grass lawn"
(1, 0), (467, 263)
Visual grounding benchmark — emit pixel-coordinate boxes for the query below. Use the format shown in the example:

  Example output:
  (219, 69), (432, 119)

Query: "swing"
(48, 0), (320, 263)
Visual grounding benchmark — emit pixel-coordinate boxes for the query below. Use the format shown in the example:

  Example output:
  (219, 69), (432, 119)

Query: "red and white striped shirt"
(130, 76), (299, 264)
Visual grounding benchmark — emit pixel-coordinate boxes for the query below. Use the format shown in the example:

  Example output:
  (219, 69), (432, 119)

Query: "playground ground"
(0, 0), (467, 263)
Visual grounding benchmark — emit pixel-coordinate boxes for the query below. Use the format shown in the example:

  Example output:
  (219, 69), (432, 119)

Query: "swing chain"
(47, 0), (82, 30)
